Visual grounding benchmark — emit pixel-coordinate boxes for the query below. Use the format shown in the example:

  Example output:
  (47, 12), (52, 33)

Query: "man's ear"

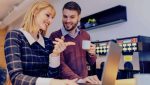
(78, 15), (81, 22)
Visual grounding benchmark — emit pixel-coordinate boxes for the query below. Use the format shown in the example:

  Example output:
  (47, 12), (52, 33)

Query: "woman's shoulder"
(6, 29), (23, 36)
(5, 29), (25, 44)
(5, 29), (25, 42)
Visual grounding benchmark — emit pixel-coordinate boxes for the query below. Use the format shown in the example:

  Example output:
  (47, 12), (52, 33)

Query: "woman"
(4, 1), (77, 85)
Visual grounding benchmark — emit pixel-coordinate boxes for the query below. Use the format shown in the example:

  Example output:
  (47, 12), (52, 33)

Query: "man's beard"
(63, 22), (78, 32)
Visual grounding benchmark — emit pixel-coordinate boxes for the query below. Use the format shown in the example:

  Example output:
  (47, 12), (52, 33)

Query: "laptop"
(79, 41), (122, 85)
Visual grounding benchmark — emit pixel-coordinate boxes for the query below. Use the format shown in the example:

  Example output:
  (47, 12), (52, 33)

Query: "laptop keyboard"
(78, 83), (101, 85)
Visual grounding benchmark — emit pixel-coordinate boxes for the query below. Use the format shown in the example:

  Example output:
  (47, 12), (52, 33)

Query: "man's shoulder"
(51, 29), (61, 35)
(50, 29), (62, 39)
(80, 29), (90, 36)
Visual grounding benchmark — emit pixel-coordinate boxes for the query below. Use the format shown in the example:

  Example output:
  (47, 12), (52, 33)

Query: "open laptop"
(79, 41), (122, 85)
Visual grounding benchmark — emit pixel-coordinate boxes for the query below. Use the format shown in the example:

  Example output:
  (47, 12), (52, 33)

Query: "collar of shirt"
(61, 26), (80, 38)
(19, 28), (45, 48)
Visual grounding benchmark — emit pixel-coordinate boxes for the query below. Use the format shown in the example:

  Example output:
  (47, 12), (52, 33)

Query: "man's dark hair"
(63, 1), (81, 15)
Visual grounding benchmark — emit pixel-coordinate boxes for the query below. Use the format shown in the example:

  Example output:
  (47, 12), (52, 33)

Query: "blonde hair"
(21, 1), (56, 35)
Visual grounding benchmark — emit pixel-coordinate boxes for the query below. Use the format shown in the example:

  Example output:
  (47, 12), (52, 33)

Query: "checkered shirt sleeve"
(4, 30), (59, 85)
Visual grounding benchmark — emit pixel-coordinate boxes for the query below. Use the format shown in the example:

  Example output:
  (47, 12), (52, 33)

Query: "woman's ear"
(33, 8), (40, 17)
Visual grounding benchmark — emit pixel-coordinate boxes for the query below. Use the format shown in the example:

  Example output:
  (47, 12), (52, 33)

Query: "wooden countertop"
(115, 79), (135, 85)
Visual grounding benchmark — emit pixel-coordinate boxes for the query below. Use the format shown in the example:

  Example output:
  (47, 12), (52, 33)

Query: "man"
(50, 1), (100, 84)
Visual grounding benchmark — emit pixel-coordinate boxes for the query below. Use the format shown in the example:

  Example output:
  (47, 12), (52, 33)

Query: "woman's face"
(35, 7), (54, 32)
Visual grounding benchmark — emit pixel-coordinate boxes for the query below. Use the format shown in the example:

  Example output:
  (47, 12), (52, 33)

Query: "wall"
(8, 15), (24, 31)
(0, 28), (7, 68)
(48, 0), (150, 41)
(0, 28), (12, 85)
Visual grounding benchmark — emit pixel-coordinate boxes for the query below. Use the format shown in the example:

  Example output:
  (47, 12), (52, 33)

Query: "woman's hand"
(52, 36), (75, 56)
(50, 78), (78, 85)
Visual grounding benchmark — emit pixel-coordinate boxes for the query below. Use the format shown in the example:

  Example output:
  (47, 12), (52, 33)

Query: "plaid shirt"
(4, 30), (59, 85)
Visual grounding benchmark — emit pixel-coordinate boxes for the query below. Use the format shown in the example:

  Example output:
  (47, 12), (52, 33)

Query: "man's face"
(62, 9), (80, 31)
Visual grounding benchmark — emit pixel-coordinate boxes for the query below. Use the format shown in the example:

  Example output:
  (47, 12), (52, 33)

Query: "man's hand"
(87, 44), (96, 56)
(83, 75), (101, 84)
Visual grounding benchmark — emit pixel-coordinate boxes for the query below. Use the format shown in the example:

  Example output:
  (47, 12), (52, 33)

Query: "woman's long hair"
(21, 1), (56, 36)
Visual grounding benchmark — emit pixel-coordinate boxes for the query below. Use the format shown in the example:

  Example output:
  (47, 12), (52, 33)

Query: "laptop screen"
(79, 41), (122, 85)
(101, 41), (122, 85)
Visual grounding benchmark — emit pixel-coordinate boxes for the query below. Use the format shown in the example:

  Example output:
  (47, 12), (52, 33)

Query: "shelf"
(80, 5), (127, 30)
